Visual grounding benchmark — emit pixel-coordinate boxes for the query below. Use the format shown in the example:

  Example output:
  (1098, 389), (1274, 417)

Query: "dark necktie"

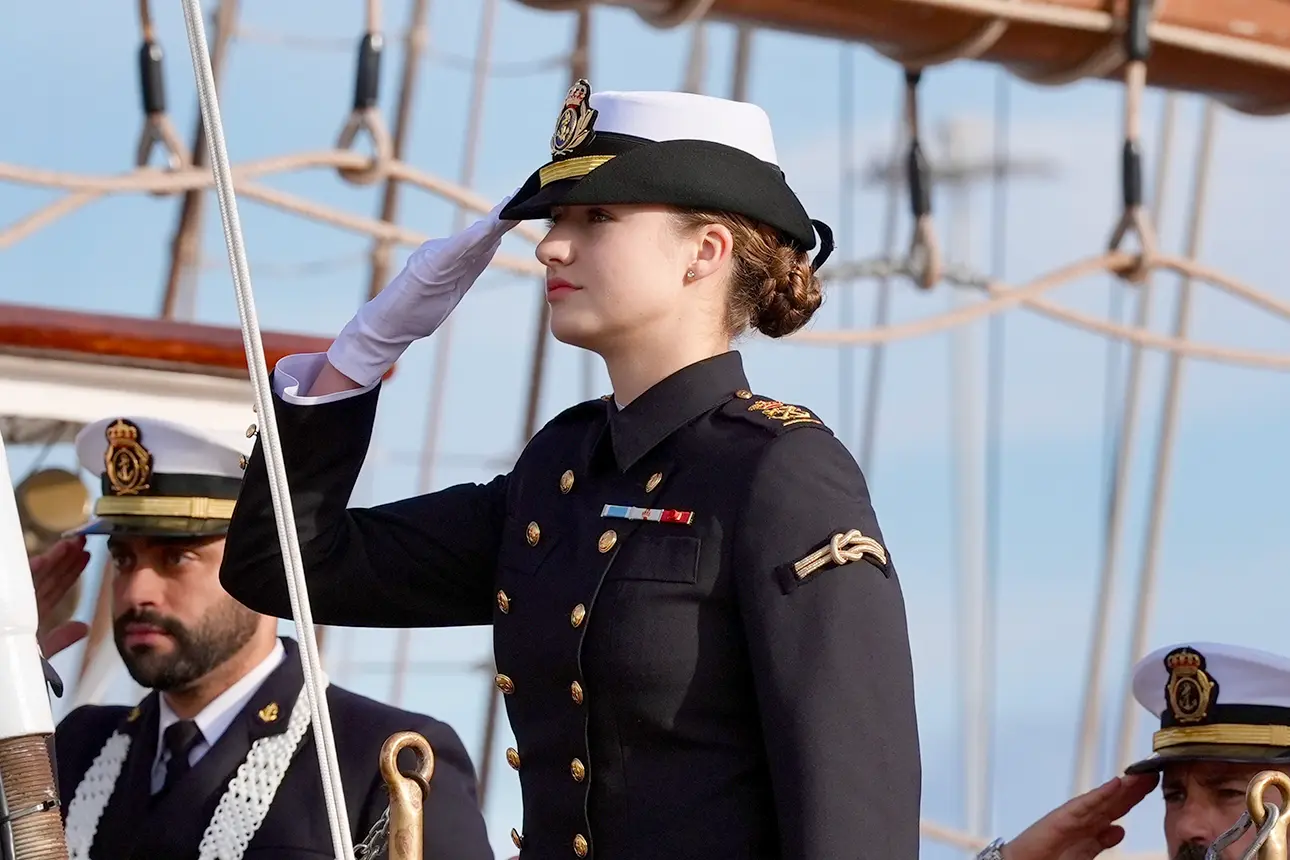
(158, 719), (203, 796)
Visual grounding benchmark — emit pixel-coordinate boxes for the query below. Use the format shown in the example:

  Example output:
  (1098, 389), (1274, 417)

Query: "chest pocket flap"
(608, 533), (701, 584)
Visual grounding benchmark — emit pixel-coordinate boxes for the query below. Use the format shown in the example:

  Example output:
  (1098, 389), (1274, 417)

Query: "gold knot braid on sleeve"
(792, 530), (888, 581)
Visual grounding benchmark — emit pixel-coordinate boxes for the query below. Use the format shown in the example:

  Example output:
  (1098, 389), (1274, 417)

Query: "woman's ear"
(687, 222), (734, 281)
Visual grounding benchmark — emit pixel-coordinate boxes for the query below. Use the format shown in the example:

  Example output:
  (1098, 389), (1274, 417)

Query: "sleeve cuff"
(273, 353), (377, 406)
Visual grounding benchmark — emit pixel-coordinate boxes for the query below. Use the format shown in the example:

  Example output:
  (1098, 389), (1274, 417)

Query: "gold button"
(511, 829), (523, 849)
(495, 674), (515, 694)
(560, 470), (575, 493)
(645, 472), (663, 492)
(574, 834), (589, 857)
(497, 590), (510, 613)
(735, 388), (752, 399)
(570, 603), (586, 628)
(570, 757), (586, 782)
(506, 748), (521, 770)
(570, 681), (584, 704)
(598, 530), (617, 553)
(238, 455), (248, 470)
(526, 521), (541, 546)
(245, 423), (257, 438)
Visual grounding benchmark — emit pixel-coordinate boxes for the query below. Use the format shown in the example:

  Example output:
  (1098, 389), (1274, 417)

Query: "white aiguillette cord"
(175, 2), (354, 859)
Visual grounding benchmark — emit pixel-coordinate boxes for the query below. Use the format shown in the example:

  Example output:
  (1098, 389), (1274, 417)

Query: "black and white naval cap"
(500, 80), (835, 272)
(1124, 641), (1290, 774)
(70, 415), (251, 538)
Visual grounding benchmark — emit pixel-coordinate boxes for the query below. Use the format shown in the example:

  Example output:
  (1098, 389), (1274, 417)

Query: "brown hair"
(670, 209), (824, 339)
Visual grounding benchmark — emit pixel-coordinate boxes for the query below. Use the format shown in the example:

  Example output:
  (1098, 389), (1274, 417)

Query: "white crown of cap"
(75, 414), (252, 482)
(1132, 641), (1290, 718)
(587, 90), (780, 166)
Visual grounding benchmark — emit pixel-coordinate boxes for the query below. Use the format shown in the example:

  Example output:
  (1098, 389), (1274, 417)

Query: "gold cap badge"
(1165, 647), (1217, 724)
(550, 79), (597, 158)
(104, 419), (152, 496)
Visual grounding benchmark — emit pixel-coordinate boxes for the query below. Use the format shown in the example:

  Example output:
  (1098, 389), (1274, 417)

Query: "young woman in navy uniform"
(221, 82), (922, 859)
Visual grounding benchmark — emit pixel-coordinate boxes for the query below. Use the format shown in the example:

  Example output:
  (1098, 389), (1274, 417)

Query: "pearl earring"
(686, 270), (695, 279)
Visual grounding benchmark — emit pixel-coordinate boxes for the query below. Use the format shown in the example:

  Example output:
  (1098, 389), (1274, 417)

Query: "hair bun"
(753, 249), (822, 339)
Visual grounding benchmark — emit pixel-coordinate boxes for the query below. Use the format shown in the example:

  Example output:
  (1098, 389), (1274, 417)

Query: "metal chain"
(352, 806), (391, 860)
(351, 763), (431, 858)
(1206, 802), (1281, 860)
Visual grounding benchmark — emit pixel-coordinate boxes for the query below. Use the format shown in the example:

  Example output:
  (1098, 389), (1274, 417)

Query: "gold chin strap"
(95, 496), (237, 519)
(538, 154), (614, 188)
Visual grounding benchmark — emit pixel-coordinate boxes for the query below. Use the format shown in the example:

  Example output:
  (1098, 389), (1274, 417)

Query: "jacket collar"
(605, 350), (749, 472)
(116, 636), (303, 744)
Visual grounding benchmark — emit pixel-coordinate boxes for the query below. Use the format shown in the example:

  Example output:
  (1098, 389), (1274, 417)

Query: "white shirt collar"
(155, 638), (286, 765)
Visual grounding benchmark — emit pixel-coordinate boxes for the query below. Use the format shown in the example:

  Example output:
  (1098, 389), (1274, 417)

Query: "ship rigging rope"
(175, 1), (354, 859)
(3, 151), (1290, 370)
(135, 0), (189, 169)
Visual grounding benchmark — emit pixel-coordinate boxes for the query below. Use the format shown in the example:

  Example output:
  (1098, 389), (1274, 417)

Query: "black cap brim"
(499, 176), (579, 222)
(68, 516), (231, 539)
(1125, 743), (1290, 775)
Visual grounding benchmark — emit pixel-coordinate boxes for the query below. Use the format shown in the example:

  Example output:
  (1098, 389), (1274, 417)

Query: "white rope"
(175, 2), (355, 859)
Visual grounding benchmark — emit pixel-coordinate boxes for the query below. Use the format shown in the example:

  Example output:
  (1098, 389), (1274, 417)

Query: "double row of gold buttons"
(500, 465), (666, 857)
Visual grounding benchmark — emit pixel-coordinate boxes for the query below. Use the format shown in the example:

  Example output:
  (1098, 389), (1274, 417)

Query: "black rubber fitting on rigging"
(1126, 0), (1152, 63)
(1121, 140), (1143, 208)
(138, 41), (167, 115)
(907, 141), (931, 218)
(352, 33), (384, 111)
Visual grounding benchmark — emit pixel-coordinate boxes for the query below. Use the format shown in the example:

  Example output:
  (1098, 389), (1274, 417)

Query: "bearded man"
(45, 414), (493, 860)
(975, 642), (1290, 860)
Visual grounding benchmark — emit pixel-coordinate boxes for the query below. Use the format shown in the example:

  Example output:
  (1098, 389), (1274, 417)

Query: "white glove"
(327, 194), (520, 387)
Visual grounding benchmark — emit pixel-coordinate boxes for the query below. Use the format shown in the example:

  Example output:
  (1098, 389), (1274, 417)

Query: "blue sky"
(5, 1), (1290, 857)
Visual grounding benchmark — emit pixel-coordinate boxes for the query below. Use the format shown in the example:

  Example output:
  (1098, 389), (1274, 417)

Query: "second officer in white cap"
(44, 414), (493, 860)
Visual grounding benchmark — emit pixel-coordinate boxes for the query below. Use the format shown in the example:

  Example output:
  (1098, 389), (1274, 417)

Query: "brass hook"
(379, 731), (435, 860)
(1248, 771), (1290, 860)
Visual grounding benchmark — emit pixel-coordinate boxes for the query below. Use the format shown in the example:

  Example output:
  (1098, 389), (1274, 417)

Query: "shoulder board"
(723, 393), (834, 436)
(56, 703), (134, 738)
(547, 395), (611, 427)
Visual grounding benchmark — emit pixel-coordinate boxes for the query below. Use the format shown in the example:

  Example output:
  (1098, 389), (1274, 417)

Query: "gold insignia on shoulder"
(127, 706), (141, 722)
(104, 419), (152, 496)
(748, 399), (821, 428)
(257, 702), (280, 723)
(550, 79), (598, 158)
(793, 529), (888, 580)
(1164, 647), (1216, 724)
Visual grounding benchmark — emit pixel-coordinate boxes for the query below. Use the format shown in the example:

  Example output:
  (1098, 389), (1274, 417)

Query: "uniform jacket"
(53, 637), (493, 860)
(221, 350), (922, 860)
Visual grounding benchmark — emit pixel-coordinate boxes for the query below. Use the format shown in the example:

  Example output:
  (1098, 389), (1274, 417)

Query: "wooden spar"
(0, 303), (375, 379)
(0, 303), (392, 699)
(515, 0), (1290, 116)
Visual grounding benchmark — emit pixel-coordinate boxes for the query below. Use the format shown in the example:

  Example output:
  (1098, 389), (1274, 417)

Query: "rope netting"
(4, 2), (1289, 375)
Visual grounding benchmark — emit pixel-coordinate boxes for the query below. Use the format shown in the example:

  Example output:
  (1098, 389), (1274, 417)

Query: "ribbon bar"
(600, 504), (694, 526)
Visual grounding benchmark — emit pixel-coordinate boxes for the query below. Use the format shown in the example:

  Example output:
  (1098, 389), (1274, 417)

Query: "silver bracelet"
(975, 838), (1005, 860)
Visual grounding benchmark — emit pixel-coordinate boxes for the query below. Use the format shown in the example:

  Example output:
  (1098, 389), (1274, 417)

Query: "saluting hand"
(31, 536), (92, 658)
(326, 192), (521, 388)
(1000, 773), (1159, 860)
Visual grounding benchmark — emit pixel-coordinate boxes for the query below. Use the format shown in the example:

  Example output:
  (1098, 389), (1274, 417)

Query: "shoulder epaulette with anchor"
(723, 389), (833, 436)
